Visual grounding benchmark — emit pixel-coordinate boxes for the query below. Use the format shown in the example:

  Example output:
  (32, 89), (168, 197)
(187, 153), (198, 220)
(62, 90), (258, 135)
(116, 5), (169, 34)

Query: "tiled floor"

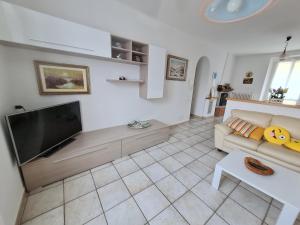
(21, 117), (300, 225)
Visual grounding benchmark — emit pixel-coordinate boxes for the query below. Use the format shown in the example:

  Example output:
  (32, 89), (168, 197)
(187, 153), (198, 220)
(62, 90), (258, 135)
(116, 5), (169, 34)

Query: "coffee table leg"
(275, 204), (299, 225)
(212, 164), (222, 189)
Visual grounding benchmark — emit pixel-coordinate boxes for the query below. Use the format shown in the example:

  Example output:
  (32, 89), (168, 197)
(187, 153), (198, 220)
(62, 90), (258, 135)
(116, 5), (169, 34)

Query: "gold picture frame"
(166, 55), (188, 81)
(34, 61), (91, 95)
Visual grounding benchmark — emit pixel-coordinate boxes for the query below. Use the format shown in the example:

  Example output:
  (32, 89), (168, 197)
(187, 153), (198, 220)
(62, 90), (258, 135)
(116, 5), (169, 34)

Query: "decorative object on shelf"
(133, 55), (141, 62)
(244, 157), (274, 176)
(279, 36), (292, 61)
(166, 55), (188, 81)
(34, 61), (90, 95)
(200, 0), (276, 23)
(243, 71), (254, 84)
(217, 83), (233, 92)
(116, 53), (124, 59)
(119, 76), (127, 80)
(128, 120), (151, 129)
(113, 42), (122, 48)
(268, 87), (288, 103)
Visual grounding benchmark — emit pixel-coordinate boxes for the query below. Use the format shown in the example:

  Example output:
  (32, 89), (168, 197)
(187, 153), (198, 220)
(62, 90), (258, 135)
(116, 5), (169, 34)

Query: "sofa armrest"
(215, 123), (233, 135)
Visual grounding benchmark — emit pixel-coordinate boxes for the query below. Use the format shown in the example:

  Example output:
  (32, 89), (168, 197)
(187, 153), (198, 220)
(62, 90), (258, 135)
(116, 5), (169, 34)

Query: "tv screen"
(6, 101), (82, 166)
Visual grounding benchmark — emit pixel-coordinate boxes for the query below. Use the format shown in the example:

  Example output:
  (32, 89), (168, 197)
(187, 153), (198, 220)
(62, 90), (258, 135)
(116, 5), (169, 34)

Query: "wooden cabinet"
(122, 127), (170, 156)
(140, 45), (167, 99)
(0, 1), (111, 57)
(21, 120), (170, 191)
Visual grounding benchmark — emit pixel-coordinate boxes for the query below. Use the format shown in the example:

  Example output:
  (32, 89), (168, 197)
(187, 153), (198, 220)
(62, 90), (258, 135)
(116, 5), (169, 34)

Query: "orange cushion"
(249, 127), (265, 141)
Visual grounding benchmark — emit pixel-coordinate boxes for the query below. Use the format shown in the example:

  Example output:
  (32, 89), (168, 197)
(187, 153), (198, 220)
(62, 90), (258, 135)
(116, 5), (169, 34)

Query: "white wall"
(226, 50), (300, 100)
(0, 2), (229, 224)
(0, 45), (24, 225)
(229, 53), (273, 99)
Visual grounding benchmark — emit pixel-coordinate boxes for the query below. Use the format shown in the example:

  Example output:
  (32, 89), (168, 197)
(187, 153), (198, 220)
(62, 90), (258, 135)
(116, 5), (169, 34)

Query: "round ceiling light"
(200, 0), (276, 23)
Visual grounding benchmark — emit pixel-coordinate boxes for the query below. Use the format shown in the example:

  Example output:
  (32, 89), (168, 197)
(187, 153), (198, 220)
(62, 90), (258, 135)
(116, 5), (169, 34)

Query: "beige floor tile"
(217, 198), (261, 225)
(114, 158), (139, 177)
(85, 214), (107, 225)
(160, 144), (181, 155)
(198, 154), (219, 169)
(186, 160), (212, 178)
(193, 143), (212, 153)
(105, 198), (146, 225)
(134, 185), (170, 220)
(22, 184), (63, 222)
(64, 173), (95, 202)
(182, 135), (205, 146)
(97, 179), (130, 211)
(149, 206), (188, 225)
(264, 205), (280, 225)
(183, 147), (205, 159)
(148, 148), (169, 161)
(206, 214), (229, 225)
(159, 157), (183, 173)
(239, 182), (272, 203)
(173, 192), (213, 225)
(65, 191), (102, 225)
(123, 170), (152, 195)
(132, 153), (155, 168)
(92, 166), (120, 188)
(173, 167), (201, 189)
(22, 206), (64, 225)
(192, 180), (226, 210)
(205, 174), (238, 195)
(168, 136), (179, 144)
(156, 175), (187, 202)
(173, 152), (194, 165)
(172, 141), (191, 150)
(208, 150), (227, 160)
(143, 163), (169, 183)
(230, 186), (269, 220)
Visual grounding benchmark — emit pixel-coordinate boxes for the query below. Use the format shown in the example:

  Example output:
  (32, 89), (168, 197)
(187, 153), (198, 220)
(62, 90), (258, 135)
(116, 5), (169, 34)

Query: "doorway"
(190, 56), (210, 118)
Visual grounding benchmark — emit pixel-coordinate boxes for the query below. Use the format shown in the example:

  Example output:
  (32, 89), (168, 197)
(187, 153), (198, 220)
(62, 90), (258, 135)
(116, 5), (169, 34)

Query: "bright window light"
(270, 59), (300, 102)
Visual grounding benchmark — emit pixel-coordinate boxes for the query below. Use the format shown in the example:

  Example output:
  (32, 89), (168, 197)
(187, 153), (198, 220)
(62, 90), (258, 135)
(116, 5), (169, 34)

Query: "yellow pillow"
(264, 126), (290, 145)
(284, 139), (300, 153)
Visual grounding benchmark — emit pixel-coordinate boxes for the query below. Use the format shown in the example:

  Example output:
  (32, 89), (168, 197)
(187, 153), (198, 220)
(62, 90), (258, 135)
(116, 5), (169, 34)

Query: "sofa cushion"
(231, 110), (272, 128)
(224, 134), (263, 150)
(257, 142), (300, 167)
(271, 115), (300, 139)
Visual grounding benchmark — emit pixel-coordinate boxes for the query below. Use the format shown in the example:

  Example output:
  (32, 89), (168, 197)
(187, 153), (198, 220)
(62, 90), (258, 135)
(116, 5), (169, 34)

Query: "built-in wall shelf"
(111, 35), (148, 64)
(106, 78), (145, 84)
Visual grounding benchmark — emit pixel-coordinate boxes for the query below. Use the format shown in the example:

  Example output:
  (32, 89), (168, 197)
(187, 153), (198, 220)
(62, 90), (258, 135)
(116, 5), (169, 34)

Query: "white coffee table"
(212, 151), (300, 225)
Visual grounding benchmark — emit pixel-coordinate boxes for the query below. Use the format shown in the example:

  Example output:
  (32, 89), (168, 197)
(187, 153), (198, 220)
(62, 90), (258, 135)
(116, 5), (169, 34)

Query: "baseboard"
(15, 191), (27, 225)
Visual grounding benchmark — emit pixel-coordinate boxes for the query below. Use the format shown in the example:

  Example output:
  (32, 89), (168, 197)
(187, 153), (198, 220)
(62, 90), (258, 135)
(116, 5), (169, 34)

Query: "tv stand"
(42, 138), (76, 158)
(21, 120), (170, 191)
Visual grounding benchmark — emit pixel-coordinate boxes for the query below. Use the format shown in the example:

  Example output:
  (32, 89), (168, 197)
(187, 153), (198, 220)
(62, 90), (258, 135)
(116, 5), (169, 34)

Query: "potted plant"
(268, 87), (288, 103)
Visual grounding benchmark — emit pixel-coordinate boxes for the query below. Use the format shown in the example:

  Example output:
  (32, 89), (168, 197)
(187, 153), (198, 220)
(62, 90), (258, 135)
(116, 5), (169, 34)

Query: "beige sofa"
(215, 109), (300, 172)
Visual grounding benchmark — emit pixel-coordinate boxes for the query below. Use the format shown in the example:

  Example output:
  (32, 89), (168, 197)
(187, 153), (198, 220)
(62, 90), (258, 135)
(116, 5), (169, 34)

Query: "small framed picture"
(243, 71), (254, 84)
(166, 55), (188, 81)
(34, 61), (91, 95)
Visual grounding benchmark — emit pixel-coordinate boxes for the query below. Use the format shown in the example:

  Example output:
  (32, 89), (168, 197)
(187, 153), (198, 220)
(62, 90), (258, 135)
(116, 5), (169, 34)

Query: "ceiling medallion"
(200, 0), (276, 23)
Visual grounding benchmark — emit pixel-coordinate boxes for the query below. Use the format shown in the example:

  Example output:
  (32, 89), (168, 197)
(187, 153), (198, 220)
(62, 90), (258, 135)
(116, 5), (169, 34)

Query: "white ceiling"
(4, 0), (300, 54)
(113, 0), (300, 54)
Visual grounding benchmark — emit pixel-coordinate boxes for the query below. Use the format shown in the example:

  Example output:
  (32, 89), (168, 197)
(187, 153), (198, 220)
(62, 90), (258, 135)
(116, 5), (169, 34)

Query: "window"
(270, 59), (300, 102)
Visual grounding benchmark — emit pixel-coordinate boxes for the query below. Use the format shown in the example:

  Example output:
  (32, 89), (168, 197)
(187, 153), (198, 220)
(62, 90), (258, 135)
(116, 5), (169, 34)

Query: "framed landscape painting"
(166, 55), (188, 81)
(34, 61), (90, 95)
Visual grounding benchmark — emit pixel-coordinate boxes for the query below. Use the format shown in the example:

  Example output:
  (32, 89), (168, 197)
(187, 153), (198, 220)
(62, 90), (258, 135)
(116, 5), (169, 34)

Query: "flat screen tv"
(6, 101), (82, 166)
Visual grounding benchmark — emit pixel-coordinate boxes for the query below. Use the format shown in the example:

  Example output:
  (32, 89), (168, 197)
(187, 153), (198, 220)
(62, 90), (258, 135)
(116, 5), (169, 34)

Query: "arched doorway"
(190, 56), (210, 117)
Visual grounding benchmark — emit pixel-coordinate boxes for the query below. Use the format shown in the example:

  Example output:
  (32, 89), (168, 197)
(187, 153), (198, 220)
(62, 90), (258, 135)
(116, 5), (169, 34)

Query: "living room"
(0, 0), (299, 225)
